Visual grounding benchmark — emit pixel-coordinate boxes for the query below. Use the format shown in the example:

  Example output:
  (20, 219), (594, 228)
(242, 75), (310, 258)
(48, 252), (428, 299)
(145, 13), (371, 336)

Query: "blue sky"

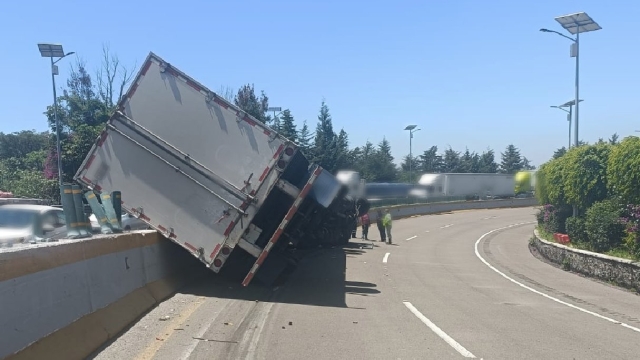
(1, 0), (637, 167)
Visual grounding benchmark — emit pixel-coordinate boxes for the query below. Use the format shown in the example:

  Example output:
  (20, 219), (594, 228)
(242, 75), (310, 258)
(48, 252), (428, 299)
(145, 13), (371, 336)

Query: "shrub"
(620, 204), (640, 258)
(537, 204), (572, 233)
(608, 137), (640, 205)
(585, 199), (625, 252)
(566, 216), (587, 244)
(562, 143), (610, 213)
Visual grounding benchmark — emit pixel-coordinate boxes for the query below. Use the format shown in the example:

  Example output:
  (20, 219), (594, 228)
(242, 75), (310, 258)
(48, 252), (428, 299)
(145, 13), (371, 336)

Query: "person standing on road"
(382, 209), (393, 244)
(360, 212), (370, 240)
(376, 210), (386, 242)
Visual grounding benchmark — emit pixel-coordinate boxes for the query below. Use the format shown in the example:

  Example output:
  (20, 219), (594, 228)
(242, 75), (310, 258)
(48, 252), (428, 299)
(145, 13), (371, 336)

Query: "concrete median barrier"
(368, 197), (538, 221)
(0, 231), (202, 360)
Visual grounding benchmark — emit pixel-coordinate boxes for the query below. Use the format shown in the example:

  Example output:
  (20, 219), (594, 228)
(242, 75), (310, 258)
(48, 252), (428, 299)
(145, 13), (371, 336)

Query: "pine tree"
(297, 120), (313, 152)
(311, 100), (339, 172)
(500, 144), (524, 174)
(478, 149), (498, 173)
(553, 147), (567, 159)
(234, 84), (270, 124)
(370, 138), (397, 182)
(522, 157), (536, 170)
(279, 109), (297, 142)
(443, 147), (461, 172)
(418, 146), (443, 173)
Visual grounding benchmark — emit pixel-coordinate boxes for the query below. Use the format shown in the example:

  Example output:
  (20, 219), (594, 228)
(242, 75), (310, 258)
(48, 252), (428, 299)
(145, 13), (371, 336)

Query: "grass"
(535, 225), (639, 261)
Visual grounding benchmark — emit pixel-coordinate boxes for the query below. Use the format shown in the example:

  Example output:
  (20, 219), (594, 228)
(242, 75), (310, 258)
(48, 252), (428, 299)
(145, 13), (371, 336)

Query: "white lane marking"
(383, 252), (390, 263)
(425, 230), (430, 233)
(440, 224), (453, 229)
(403, 301), (477, 358)
(406, 235), (417, 241)
(474, 222), (640, 334)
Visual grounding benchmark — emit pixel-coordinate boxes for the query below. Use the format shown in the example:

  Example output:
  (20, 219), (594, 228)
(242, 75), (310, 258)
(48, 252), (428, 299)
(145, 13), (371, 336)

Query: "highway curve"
(89, 207), (640, 360)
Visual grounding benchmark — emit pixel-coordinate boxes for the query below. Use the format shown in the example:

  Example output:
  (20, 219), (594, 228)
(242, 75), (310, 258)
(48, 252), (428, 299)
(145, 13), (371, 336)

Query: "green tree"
(562, 143), (611, 213)
(278, 109), (297, 142)
(399, 155), (421, 182)
(459, 148), (480, 173)
(553, 147), (567, 159)
(311, 100), (340, 173)
(418, 146), (443, 173)
(0, 130), (50, 160)
(369, 138), (397, 182)
(609, 133), (619, 145)
(297, 120), (313, 152)
(522, 157), (536, 170)
(352, 141), (377, 181)
(334, 129), (352, 171)
(478, 149), (498, 173)
(500, 144), (524, 174)
(234, 84), (270, 124)
(442, 147), (461, 172)
(536, 155), (569, 207)
(607, 136), (640, 204)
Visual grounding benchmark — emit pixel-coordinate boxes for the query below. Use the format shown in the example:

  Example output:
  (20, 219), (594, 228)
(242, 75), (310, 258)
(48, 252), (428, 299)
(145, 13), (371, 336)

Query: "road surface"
(90, 207), (640, 360)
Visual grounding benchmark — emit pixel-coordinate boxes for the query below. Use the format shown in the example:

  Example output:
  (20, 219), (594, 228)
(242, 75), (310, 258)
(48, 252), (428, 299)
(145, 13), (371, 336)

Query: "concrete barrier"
(368, 197), (538, 221)
(0, 231), (202, 360)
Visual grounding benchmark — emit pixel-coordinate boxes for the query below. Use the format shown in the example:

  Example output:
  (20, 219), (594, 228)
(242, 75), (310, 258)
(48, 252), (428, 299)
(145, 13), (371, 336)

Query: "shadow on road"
(178, 240), (380, 309)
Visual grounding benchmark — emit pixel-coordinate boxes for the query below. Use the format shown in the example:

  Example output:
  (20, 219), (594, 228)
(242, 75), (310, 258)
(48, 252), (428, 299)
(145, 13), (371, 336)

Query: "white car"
(0, 205), (67, 247)
(89, 213), (150, 232)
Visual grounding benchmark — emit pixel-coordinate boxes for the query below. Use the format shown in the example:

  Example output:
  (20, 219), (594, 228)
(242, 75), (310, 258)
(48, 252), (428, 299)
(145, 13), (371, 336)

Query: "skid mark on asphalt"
(403, 301), (478, 358)
(475, 222), (640, 334)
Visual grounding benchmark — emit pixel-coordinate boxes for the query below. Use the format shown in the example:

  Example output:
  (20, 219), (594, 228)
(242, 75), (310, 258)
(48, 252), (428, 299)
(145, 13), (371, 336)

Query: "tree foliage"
(562, 143), (610, 212)
(500, 144), (525, 174)
(607, 136), (640, 204)
(278, 109), (297, 142)
(234, 84), (270, 124)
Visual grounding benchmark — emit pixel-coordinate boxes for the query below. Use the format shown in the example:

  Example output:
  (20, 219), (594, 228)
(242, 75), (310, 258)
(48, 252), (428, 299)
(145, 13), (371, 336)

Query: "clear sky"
(1, 0), (637, 167)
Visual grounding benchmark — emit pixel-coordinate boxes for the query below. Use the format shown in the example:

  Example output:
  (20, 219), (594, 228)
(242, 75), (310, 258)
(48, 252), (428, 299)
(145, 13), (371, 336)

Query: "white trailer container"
(75, 52), (367, 286)
(418, 173), (515, 199)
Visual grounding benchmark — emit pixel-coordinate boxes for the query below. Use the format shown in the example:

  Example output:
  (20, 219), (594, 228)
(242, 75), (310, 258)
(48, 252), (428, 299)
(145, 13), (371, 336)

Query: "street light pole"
(267, 106), (282, 130)
(404, 125), (420, 183)
(541, 12), (601, 148)
(38, 43), (74, 186)
(551, 99), (583, 149)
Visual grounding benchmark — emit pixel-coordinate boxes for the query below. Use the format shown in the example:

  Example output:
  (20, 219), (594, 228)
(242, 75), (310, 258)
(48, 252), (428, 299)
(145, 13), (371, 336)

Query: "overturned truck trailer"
(75, 52), (369, 286)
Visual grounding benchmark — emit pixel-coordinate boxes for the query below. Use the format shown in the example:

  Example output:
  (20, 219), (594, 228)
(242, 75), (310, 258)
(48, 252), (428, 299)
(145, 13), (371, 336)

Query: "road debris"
(159, 316), (170, 321)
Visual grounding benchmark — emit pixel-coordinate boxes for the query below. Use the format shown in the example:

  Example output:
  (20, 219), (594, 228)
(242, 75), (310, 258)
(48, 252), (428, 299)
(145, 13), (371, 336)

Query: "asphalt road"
(90, 207), (640, 360)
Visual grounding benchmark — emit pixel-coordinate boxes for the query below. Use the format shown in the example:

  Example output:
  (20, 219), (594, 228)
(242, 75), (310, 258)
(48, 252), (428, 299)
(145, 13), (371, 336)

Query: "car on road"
(89, 213), (150, 232)
(0, 204), (67, 247)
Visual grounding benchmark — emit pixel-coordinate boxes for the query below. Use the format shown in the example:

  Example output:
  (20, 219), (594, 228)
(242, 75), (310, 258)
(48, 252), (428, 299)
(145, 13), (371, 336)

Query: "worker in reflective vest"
(382, 209), (393, 244)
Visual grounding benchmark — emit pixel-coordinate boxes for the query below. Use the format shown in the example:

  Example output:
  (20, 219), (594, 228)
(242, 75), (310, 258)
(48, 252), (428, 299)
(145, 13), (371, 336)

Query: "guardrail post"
(60, 184), (81, 239)
(84, 191), (114, 234)
(112, 191), (122, 221)
(72, 184), (91, 237)
(101, 193), (123, 233)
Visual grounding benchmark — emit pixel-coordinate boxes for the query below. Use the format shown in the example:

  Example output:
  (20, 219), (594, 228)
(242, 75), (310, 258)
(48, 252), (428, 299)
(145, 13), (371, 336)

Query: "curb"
(531, 229), (640, 292)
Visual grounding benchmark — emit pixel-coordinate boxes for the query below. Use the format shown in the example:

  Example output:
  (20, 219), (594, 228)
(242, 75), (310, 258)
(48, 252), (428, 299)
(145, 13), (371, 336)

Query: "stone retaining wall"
(531, 229), (640, 293)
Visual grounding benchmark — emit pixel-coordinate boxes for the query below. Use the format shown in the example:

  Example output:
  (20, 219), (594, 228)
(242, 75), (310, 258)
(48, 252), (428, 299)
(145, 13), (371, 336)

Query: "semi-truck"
(75, 52), (368, 287)
(418, 173), (516, 200)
